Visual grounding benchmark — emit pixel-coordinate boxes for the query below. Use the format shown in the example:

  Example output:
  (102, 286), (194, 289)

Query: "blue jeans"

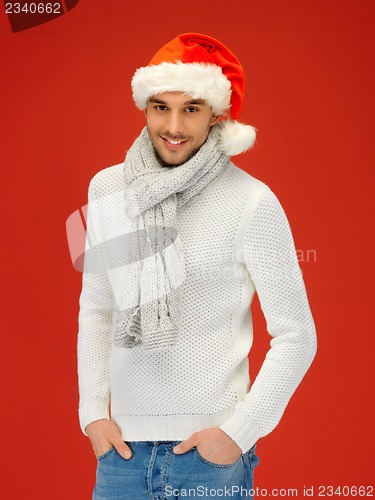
(93, 440), (260, 499)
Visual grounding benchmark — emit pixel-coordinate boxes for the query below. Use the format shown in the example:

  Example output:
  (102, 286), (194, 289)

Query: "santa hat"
(131, 33), (256, 156)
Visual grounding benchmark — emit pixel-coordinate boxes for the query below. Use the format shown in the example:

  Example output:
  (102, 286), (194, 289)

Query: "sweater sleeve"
(220, 185), (317, 453)
(77, 176), (113, 435)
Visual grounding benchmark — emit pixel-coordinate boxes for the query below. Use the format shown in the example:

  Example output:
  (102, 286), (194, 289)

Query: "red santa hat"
(131, 33), (257, 156)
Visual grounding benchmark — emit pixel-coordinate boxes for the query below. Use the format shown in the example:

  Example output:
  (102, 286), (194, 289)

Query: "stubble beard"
(148, 123), (213, 168)
(153, 143), (204, 168)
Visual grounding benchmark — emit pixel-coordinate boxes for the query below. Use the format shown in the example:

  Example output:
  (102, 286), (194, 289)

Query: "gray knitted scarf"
(114, 124), (229, 350)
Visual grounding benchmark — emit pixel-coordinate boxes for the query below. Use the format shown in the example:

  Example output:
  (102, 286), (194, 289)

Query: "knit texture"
(115, 125), (228, 350)
(77, 161), (317, 454)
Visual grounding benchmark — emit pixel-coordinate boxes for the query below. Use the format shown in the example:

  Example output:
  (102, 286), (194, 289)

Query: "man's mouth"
(161, 137), (188, 149)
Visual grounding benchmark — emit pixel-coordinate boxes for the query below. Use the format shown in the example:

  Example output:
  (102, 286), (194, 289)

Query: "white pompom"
(217, 120), (257, 156)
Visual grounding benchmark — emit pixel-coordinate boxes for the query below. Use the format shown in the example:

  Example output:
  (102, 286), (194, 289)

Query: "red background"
(1, 1), (374, 498)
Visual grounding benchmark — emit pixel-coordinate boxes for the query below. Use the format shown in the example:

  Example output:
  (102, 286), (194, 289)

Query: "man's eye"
(185, 107), (198, 113)
(155, 105), (167, 111)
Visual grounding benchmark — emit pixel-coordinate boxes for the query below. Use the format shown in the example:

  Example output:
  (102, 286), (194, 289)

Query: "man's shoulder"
(225, 162), (285, 221)
(88, 162), (124, 197)
(227, 161), (270, 196)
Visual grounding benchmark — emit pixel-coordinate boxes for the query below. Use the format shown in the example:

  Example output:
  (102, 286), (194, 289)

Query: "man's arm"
(77, 176), (113, 434)
(219, 185), (317, 453)
(77, 176), (134, 460)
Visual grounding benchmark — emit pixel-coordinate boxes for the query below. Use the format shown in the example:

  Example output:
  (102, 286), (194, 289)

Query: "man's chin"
(160, 159), (186, 168)
(154, 146), (201, 168)
(154, 150), (185, 168)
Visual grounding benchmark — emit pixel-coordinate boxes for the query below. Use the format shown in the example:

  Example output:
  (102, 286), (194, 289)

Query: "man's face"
(145, 92), (219, 167)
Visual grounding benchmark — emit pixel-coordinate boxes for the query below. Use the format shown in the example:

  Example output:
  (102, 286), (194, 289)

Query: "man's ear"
(210, 114), (220, 127)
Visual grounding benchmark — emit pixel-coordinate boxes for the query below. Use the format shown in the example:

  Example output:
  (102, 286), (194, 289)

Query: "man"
(77, 33), (317, 499)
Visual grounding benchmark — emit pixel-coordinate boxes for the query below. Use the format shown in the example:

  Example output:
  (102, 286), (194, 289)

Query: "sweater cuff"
(219, 412), (264, 454)
(79, 398), (110, 436)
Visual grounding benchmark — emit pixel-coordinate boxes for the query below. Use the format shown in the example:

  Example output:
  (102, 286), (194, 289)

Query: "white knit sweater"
(77, 160), (317, 454)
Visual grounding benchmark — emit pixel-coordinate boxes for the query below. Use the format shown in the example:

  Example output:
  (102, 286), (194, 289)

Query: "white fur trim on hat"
(217, 120), (257, 156)
(132, 61), (231, 116)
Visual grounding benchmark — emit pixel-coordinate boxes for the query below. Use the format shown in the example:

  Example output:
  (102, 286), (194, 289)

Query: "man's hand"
(173, 428), (242, 465)
(85, 419), (133, 460)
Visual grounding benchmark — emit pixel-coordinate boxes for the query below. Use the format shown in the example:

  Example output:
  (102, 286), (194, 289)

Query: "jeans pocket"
(194, 447), (242, 468)
(247, 444), (260, 472)
(96, 446), (116, 461)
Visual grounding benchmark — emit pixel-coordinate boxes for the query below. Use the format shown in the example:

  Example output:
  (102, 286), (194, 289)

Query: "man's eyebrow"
(148, 97), (207, 105)
(184, 99), (206, 105)
(148, 98), (167, 104)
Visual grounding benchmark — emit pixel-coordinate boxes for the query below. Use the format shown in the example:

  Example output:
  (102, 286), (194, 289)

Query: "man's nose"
(165, 111), (183, 136)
